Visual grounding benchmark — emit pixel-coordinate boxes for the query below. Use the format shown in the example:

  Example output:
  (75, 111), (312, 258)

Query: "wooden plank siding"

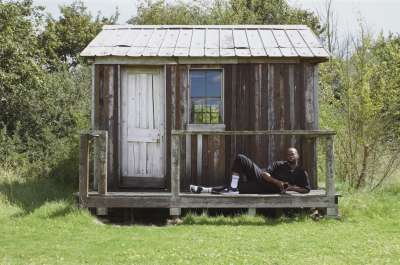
(93, 62), (319, 191)
(93, 65), (119, 191)
(168, 62), (319, 191)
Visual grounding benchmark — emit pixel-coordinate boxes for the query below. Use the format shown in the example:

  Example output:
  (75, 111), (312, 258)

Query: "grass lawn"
(1, 173), (400, 264)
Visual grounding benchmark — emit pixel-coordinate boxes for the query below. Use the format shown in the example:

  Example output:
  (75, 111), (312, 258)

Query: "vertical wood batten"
(170, 65), (176, 129)
(98, 131), (108, 195)
(313, 64), (319, 129)
(169, 65), (177, 191)
(94, 65), (108, 188)
(179, 65), (188, 190)
(185, 135), (191, 189)
(113, 65), (120, 190)
(267, 64), (275, 163)
(91, 64), (95, 129)
(181, 67), (193, 186)
(301, 63), (317, 188)
(93, 65), (101, 189)
(281, 65), (291, 157)
(254, 64), (262, 165)
(228, 64), (237, 178)
(93, 65), (119, 191)
(107, 66), (115, 190)
(165, 65), (172, 191)
(79, 134), (90, 208)
(288, 64), (296, 146)
(260, 64), (269, 166)
(223, 65), (232, 179)
(201, 134), (208, 184)
(313, 64), (320, 187)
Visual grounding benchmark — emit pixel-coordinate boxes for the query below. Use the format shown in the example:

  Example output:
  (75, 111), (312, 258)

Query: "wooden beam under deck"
(84, 190), (337, 209)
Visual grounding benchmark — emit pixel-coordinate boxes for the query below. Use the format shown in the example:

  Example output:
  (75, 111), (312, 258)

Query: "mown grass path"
(1, 190), (399, 265)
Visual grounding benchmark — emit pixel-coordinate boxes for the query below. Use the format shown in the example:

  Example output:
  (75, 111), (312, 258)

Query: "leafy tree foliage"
(319, 32), (400, 189)
(39, 0), (118, 70)
(0, 0), (47, 137)
(130, 0), (321, 33)
(0, 0), (104, 179)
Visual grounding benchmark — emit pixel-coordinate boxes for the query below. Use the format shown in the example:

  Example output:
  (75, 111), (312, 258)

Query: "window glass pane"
(189, 69), (223, 124)
(194, 113), (203, 123)
(210, 112), (219, 123)
(208, 99), (222, 111)
(203, 113), (211, 123)
(191, 98), (207, 111)
(190, 70), (206, 98)
(206, 70), (221, 97)
(208, 99), (222, 123)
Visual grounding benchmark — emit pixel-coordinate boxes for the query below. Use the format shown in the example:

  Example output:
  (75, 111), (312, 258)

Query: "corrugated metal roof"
(81, 25), (329, 59)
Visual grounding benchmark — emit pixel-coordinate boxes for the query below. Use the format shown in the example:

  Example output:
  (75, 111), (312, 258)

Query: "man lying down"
(190, 147), (311, 195)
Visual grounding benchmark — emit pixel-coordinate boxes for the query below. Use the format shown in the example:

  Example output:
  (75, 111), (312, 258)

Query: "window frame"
(187, 67), (225, 131)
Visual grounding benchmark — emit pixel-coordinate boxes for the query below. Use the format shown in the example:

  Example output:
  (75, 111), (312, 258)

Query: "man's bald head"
(287, 147), (299, 163)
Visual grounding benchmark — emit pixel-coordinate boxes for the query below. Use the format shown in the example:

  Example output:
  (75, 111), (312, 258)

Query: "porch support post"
(79, 133), (90, 208)
(326, 136), (338, 218)
(170, 134), (181, 217)
(247, 208), (256, 216)
(97, 130), (108, 216)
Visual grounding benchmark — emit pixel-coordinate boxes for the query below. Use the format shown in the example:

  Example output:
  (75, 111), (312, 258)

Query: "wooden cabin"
(79, 25), (338, 218)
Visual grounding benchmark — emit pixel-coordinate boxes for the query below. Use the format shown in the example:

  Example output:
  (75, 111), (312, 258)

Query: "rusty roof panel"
(80, 25), (329, 59)
(176, 29), (192, 48)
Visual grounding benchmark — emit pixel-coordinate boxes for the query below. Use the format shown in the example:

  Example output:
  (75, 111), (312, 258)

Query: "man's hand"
(261, 172), (288, 193)
(286, 185), (310, 194)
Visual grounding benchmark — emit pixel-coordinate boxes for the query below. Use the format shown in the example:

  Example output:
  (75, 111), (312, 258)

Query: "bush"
(319, 31), (400, 190)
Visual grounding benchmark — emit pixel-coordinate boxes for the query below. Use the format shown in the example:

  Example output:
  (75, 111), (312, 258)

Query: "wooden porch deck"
(78, 130), (339, 218)
(83, 190), (337, 209)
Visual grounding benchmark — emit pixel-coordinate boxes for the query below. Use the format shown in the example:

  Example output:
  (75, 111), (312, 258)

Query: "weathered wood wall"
(167, 63), (319, 190)
(93, 62), (319, 191)
(93, 64), (119, 191)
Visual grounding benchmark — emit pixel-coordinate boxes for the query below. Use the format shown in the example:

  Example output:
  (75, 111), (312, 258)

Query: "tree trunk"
(356, 145), (369, 189)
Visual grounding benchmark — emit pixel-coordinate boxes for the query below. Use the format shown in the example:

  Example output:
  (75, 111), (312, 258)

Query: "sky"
(33, 0), (400, 41)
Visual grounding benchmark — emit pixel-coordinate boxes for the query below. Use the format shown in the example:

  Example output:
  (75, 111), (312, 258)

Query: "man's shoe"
(219, 187), (239, 195)
(190, 185), (203, 194)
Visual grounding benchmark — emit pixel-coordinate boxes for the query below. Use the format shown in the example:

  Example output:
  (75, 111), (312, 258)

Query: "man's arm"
(260, 172), (287, 191)
(288, 170), (311, 193)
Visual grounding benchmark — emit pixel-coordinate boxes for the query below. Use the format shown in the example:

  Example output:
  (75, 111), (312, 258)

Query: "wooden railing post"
(326, 135), (338, 218)
(98, 131), (108, 195)
(79, 134), (90, 208)
(170, 134), (181, 217)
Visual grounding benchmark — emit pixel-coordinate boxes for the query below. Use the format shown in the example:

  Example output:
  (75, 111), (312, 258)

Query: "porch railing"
(78, 130), (108, 207)
(170, 129), (336, 199)
(79, 129), (336, 208)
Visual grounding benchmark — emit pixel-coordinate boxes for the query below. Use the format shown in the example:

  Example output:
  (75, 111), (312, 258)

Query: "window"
(189, 69), (223, 124)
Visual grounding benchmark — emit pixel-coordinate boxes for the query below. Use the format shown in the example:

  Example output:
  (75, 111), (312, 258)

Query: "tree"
(0, 0), (91, 179)
(39, 0), (118, 70)
(319, 29), (400, 189)
(129, 0), (322, 34)
(0, 0), (46, 136)
(317, 0), (339, 55)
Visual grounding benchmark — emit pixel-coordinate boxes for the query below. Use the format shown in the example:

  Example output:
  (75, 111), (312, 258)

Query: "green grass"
(1, 168), (400, 265)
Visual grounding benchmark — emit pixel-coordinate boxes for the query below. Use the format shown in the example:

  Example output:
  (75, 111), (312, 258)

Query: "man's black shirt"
(267, 161), (311, 191)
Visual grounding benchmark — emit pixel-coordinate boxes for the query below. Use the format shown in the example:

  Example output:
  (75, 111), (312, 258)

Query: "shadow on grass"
(179, 208), (311, 226)
(46, 203), (77, 218)
(0, 143), (82, 218)
(0, 174), (75, 217)
(0, 150), (77, 217)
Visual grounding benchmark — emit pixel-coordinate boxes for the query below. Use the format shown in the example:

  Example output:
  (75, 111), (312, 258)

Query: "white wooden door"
(120, 67), (164, 184)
